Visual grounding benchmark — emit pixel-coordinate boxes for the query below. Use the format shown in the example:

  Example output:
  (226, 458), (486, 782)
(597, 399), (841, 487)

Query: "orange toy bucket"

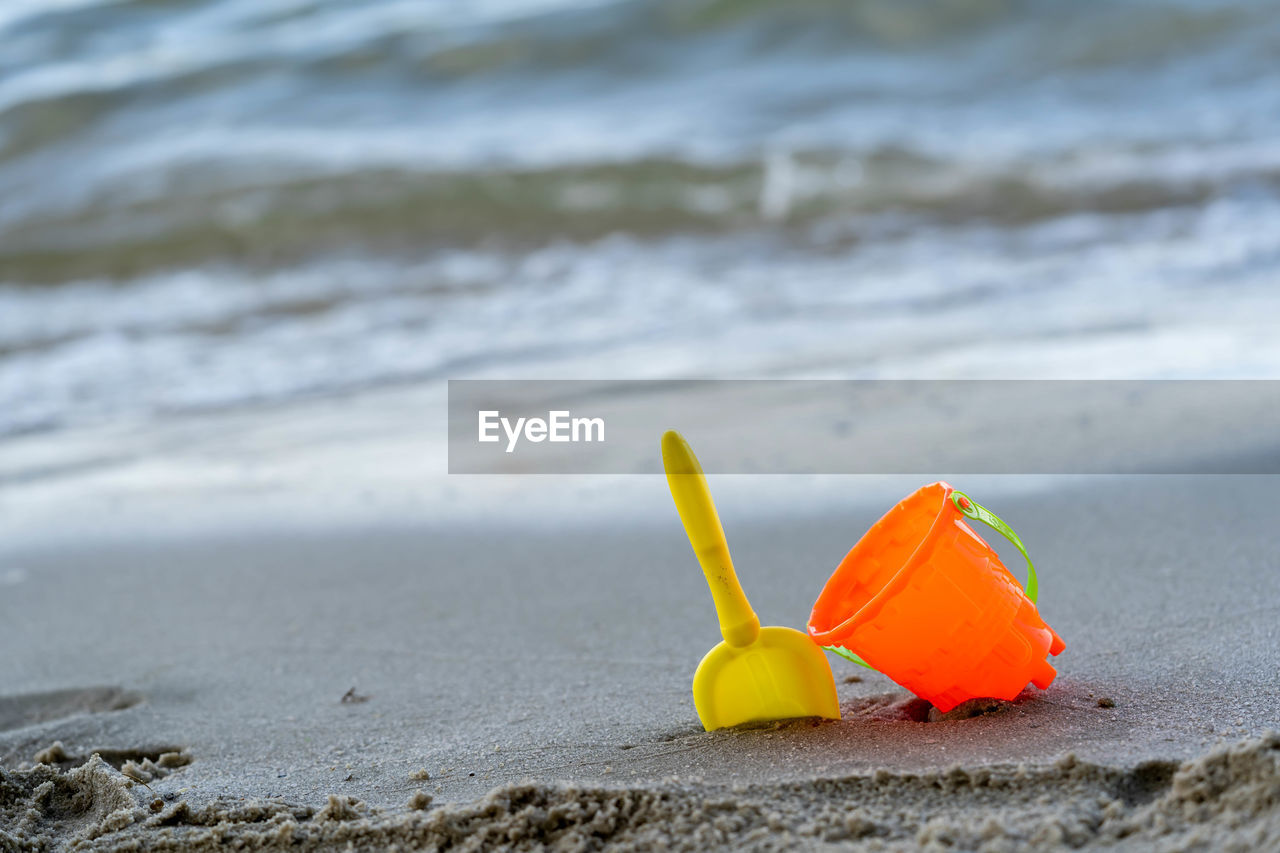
(808, 482), (1064, 713)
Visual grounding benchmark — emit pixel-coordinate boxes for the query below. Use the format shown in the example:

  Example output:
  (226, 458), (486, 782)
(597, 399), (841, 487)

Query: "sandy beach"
(3, 450), (1278, 848)
(5, 0), (1280, 848)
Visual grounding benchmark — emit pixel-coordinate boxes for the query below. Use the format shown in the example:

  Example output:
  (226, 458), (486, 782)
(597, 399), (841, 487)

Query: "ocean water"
(3, 0), (1280, 439)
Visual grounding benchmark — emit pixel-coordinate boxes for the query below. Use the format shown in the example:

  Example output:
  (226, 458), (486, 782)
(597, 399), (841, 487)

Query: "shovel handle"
(662, 431), (760, 647)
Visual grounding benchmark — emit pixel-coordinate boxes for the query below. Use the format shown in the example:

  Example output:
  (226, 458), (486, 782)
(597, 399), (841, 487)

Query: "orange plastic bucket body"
(808, 482), (1064, 713)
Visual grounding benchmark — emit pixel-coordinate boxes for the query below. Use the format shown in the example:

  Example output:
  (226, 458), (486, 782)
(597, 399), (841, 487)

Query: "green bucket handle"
(825, 489), (1038, 670)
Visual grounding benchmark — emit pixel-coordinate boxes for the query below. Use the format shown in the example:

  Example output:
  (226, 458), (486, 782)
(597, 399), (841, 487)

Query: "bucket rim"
(807, 480), (959, 646)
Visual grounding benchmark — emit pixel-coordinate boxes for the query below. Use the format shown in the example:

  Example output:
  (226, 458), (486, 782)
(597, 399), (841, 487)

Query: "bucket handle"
(824, 489), (1039, 670)
(949, 490), (1038, 604)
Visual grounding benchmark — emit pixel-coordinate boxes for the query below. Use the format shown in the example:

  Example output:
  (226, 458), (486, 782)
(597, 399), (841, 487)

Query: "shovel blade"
(692, 626), (840, 731)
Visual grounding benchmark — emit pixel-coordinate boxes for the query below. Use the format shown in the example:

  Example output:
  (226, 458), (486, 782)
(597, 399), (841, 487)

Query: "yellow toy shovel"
(662, 430), (839, 731)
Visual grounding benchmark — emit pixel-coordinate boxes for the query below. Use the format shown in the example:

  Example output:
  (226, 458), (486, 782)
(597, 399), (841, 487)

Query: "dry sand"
(4, 735), (1278, 851)
(2, 474), (1279, 849)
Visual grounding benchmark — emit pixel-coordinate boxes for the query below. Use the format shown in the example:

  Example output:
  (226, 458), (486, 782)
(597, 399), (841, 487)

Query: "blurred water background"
(2, 0), (1280, 440)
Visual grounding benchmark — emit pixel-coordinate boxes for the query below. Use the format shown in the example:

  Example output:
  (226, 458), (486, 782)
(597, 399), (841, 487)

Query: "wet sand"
(1, 473), (1278, 849)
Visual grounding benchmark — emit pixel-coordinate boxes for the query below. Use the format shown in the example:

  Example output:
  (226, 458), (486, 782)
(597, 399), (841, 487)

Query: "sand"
(2, 472), (1279, 849)
(3, 735), (1278, 850)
